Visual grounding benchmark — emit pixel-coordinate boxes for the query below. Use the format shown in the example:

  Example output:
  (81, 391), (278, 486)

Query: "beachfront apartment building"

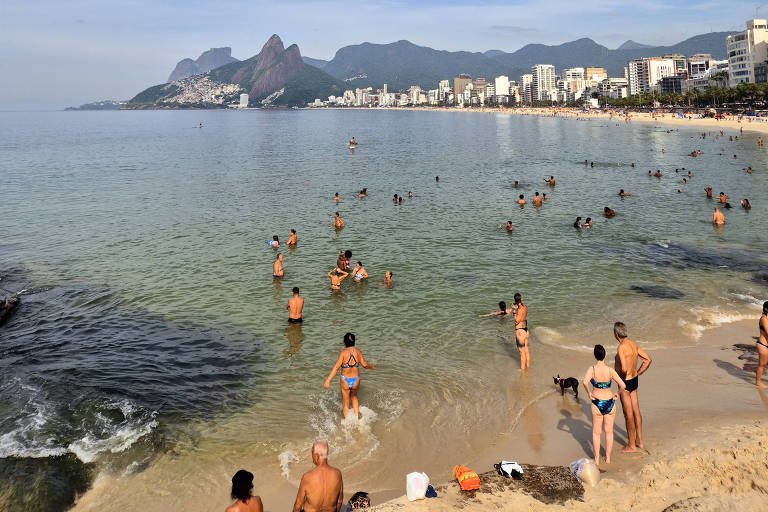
(494, 75), (510, 97)
(726, 19), (768, 87)
(599, 78), (628, 99)
(687, 54), (712, 76)
(453, 75), (472, 104)
(531, 64), (556, 101)
(584, 67), (608, 84)
(521, 74), (533, 103)
(626, 57), (676, 95)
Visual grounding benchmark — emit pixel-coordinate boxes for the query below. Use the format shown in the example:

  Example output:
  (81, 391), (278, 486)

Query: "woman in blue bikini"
(582, 344), (626, 467)
(324, 333), (374, 419)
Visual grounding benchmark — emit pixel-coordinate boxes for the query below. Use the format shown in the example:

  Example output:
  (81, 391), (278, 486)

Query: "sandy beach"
(368, 105), (768, 135)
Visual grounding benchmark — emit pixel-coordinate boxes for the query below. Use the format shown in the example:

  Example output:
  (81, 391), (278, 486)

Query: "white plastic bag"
(568, 458), (600, 487)
(406, 472), (430, 501)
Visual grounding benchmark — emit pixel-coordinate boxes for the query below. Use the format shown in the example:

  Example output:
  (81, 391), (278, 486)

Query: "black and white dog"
(553, 375), (579, 398)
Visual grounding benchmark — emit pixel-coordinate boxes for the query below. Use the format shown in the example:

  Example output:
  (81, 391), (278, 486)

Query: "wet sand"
(71, 318), (767, 511)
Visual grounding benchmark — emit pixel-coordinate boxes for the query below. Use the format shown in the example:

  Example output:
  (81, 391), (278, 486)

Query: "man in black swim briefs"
(287, 287), (304, 324)
(614, 322), (652, 453)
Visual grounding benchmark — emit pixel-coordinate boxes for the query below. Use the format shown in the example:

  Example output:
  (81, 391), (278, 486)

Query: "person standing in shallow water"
(324, 333), (374, 419)
(613, 321), (652, 453)
(512, 293), (530, 369)
(756, 302), (768, 388)
(226, 469), (263, 512)
(583, 344), (626, 468)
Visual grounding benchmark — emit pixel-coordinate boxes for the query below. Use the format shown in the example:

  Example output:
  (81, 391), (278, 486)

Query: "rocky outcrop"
(167, 47), (238, 82)
(0, 295), (20, 326)
(209, 35), (305, 100)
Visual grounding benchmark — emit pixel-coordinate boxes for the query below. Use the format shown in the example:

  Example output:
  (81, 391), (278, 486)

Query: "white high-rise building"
(438, 80), (451, 102)
(494, 75), (510, 96)
(239, 93), (249, 108)
(521, 74), (533, 103)
(626, 57), (676, 95)
(727, 19), (768, 87)
(562, 67), (585, 81)
(531, 64), (556, 101)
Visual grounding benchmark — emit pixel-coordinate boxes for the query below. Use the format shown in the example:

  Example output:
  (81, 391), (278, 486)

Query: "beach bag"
(569, 458), (600, 487)
(494, 460), (524, 479)
(343, 491), (371, 510)
(451, 465), (480, 491)
(405, 472), (429, 501)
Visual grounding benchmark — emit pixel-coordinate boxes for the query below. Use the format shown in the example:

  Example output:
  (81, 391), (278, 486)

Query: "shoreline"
(318, 105), (768, 134)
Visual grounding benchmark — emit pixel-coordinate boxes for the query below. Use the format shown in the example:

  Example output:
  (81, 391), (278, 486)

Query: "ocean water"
(0, 109), (767, 510)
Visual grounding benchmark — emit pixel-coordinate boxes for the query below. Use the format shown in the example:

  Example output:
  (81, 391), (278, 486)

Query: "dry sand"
(370, 105), (768, 135)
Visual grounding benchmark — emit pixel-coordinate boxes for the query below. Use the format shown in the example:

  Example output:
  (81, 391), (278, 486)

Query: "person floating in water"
(603, 207), (615, 218)
(333, 192), (340, 202)
(324, 333), (374, 419)
(573, 217), (583, 229)
(582, 344), (626, 468)
(480, 300), (513, 317)
(544, 176), (556, 186)
(333, 212), (344, 228)
(741, 198), (752, 210)
(287, 287), (304, 323)
(718, 192), (728, 204)
(358, 188), (367, 198)
(349, 137), (357, 146)
(517, 194), (526, 205)
(618, 189), (631, 197)
(532, 192), (542, 206)
(384, 270), (393, 286)
(704, 186), (713, 198)
(287, 229), (297, 247)
(653, 170), (662, 178)
(584, 217), (593, 228)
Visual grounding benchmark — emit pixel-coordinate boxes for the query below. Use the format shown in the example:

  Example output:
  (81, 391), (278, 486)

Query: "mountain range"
(128, 35), (345, 108)
(130, 31), (735, 108)
(167, 47), (238, 82)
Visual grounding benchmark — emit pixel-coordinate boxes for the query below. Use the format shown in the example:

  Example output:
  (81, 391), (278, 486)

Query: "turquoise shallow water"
(0, 109), (767, 509)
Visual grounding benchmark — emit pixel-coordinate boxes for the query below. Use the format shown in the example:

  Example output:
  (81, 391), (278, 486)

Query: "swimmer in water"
(704, 186), (713, 198)
(542, 193), (548, 200)
(270, 235), (279, 248)
(393, 194), (399, 203)
(273, 253), (284, 279)
(480, 300), (514, 317)
(358, 188), (367, 198)
(327, 267), (349, 290)
(647, 170), (652, 176)
(653, 170), (662, 178)
(584, 217), (593, 228)
(514, 180), (519, 188)
(618, 189), (631, 197)
(435, 176), (439, 182)
(747, 167), (753, 174)
(604, 207), (615, 218)
(712, 207), (725, 225)
(573, 216), (583, 229)
(718, 192), (728, 204)
(741, 198), (752, 210)
(408, 191), (413, 198)
(334, 192), (339, 202)
(517, 194), (526, 205)
(333, 212), (344, 228)
(584, 160), (588, 165)
(681, 178), (687, 184)
(349, 137), (356, 146)
(287, 229), (297, 247)
(324, 332), (374, 419)
(287, 287), (304, 324)
(532, 192), (542, 206)
(498, 221), (514, 232)
(544, 176), (556, 186)
(687, 171), (693, 178)
(351, 261), (368, 281)
(384, 270), (393, 286)
(398, 196), (403, 204)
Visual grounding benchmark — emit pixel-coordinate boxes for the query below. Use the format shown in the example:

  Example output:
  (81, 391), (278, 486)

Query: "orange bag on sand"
(451, 465), (480, 491)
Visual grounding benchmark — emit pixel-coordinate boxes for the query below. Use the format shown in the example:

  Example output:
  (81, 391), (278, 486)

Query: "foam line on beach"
(508, 389), (556, 433)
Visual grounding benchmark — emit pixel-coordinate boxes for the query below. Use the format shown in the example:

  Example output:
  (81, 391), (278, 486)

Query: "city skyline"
(0, 0), (760, 108)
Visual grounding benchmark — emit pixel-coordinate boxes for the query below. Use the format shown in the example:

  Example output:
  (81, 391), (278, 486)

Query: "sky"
(0, 0), (759, 109)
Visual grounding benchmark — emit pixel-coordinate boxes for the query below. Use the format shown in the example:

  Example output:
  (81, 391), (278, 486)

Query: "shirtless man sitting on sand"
(292, 441), (343, 512)
(273, 254), (284, 279)
(287, 287), (304, 323)
(613, 321), (652, 453)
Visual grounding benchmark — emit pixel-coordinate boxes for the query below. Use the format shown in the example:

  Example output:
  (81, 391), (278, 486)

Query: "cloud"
(488, 25), (540, 35)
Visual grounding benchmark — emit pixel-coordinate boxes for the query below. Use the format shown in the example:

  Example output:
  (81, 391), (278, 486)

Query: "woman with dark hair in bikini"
(757, 302), (768, 388)
(582, 344), (626, 467)
(324, 333), (374, 419)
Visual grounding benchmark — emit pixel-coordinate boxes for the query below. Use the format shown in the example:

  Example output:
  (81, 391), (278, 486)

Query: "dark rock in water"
(0, 295), (20, 326)
(435, 465), (583, 505)
(0, 453), (93, 512)
(630, 284), (685, 299)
